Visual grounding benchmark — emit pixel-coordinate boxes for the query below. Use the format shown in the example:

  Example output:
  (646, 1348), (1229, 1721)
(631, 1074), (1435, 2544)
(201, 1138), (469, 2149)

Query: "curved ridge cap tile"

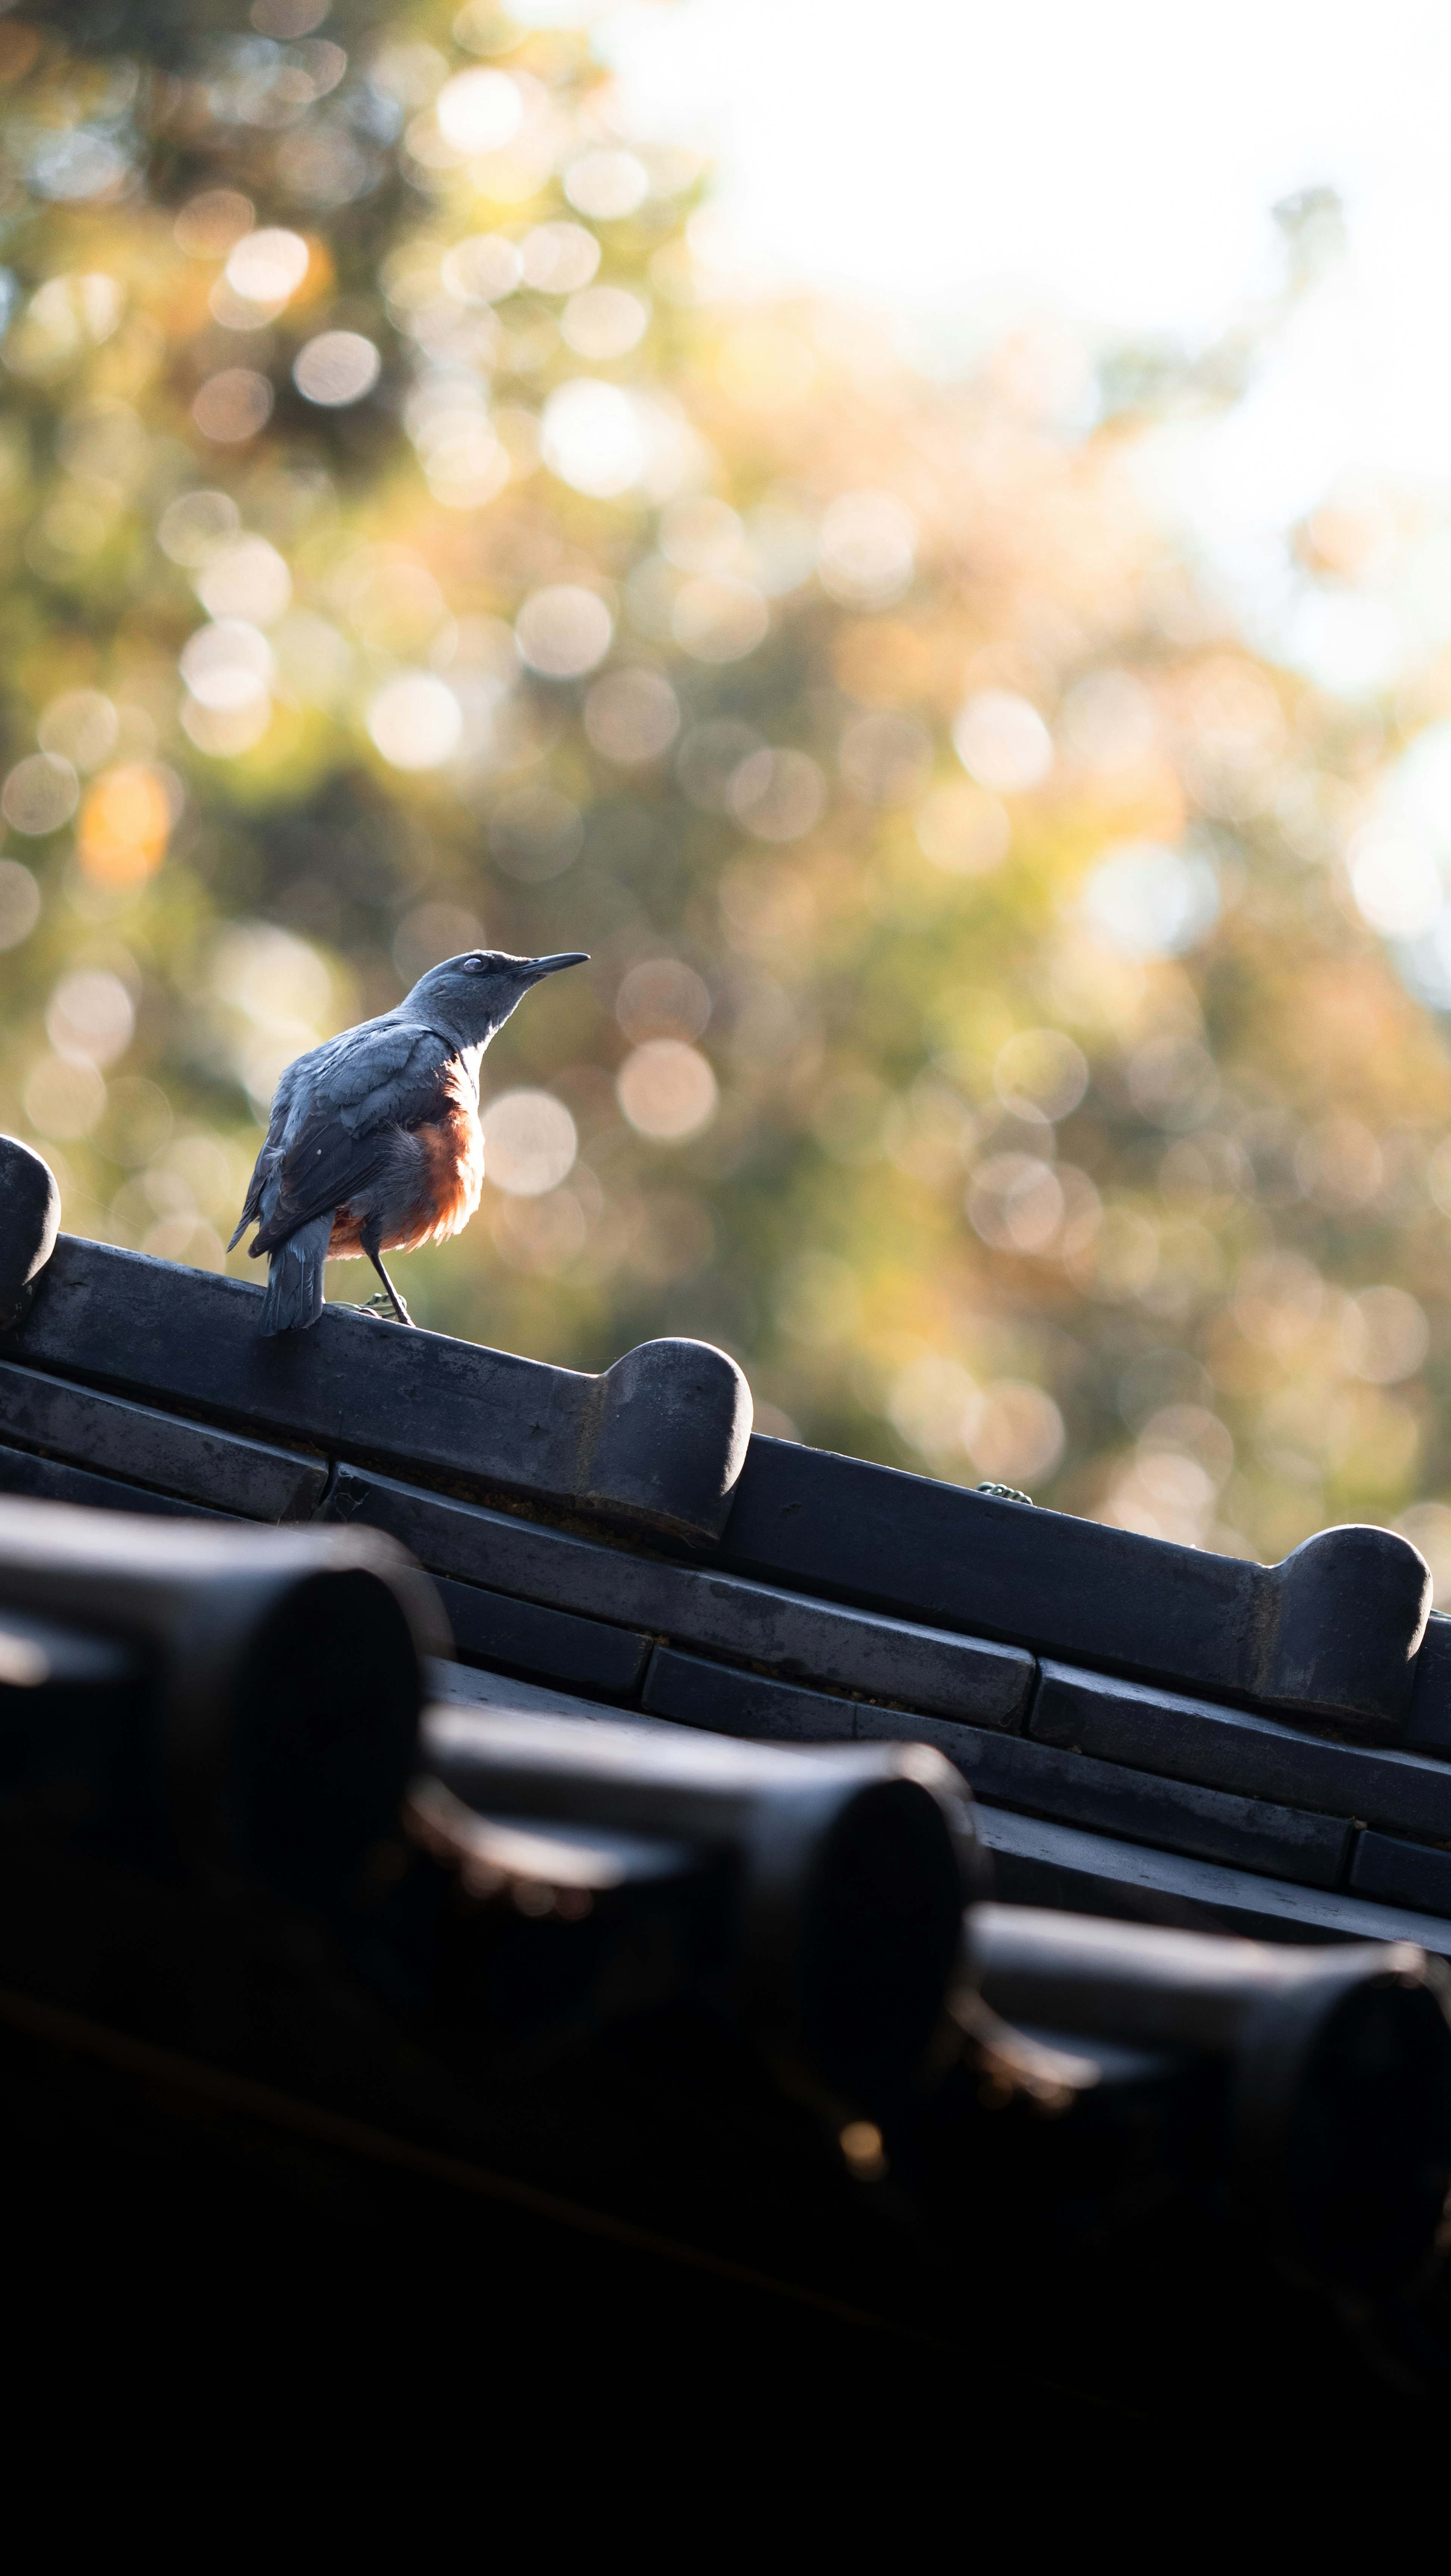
(719, 1437), (1435, 1736)
(1259, 1522), (1432, 1736)
(0, 1137), (60, 1329)
(7, 1236), (753, 1546)
(578, 1338), (753, 1544)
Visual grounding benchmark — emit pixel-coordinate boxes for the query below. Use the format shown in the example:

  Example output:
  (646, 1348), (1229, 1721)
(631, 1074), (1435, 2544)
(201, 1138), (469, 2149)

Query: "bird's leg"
(359, 1219), (415, 1326)
(367, 1250), (413, 1326)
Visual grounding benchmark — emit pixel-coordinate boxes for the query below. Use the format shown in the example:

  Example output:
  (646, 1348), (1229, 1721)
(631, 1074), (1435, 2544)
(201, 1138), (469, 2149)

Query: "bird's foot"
(364, 1286), (414, 1326)
(334, 1291), (411, 1324)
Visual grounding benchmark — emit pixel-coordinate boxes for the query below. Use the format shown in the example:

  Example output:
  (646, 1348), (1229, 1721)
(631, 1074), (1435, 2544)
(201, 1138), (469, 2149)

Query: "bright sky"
(592, 0), (1451, 693)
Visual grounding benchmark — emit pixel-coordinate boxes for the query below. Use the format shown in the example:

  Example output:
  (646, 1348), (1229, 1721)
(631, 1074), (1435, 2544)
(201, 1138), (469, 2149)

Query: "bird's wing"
(293, 1017), (426, 1119)
(250, 1026), (455, 1252)
(227, 1054), (307, 1250)
(231, 1018), (442, 1250)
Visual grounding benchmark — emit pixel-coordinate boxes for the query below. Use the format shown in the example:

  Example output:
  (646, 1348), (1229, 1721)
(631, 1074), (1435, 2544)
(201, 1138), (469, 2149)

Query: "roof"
(5, 1207), (1451, 1959)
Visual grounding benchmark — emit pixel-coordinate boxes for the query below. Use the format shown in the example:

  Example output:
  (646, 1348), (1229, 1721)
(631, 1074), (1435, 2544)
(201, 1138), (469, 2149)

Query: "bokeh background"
(6, 0), (1451, 1592)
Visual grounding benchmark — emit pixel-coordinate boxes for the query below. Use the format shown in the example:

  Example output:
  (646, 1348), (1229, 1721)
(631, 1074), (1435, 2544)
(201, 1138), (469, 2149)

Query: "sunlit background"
(7, 0), (1451, 1592)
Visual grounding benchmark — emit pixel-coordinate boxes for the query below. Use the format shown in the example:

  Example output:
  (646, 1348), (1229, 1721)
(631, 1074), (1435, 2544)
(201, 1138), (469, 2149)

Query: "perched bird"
(229, 947), (588, 1335)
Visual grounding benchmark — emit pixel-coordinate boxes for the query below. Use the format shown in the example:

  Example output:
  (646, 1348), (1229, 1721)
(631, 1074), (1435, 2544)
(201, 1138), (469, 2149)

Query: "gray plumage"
(229, 947), (588, 1335)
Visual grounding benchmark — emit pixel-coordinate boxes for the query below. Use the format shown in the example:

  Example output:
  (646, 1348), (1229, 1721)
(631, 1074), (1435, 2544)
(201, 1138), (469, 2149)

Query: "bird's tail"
(258, 1213), (333, 1336)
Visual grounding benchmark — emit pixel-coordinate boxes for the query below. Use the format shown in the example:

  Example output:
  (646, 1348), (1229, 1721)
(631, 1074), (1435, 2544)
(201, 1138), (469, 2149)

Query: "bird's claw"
(336, 1290), (414, 1324)
(363, 1288), (413, 1324)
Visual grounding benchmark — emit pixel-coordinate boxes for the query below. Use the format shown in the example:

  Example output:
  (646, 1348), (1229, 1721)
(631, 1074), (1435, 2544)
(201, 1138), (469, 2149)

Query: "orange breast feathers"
(326, 1075), (485, 1259)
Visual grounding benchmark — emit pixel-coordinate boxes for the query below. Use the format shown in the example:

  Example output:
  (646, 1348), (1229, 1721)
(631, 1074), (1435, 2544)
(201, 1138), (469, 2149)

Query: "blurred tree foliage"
(4, 0), (1451, 1587)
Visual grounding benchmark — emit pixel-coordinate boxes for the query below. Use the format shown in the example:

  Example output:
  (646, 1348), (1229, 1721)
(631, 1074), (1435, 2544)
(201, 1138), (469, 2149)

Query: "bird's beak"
(529, 952), (590, 979)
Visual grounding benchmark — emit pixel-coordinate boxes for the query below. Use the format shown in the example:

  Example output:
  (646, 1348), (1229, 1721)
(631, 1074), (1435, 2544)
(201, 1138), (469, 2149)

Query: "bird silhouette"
(229, 948), (588, 1335)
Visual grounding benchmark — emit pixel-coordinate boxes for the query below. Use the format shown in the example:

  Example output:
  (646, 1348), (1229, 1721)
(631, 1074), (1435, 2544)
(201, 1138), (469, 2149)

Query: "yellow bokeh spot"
(78, 764), (171, 888)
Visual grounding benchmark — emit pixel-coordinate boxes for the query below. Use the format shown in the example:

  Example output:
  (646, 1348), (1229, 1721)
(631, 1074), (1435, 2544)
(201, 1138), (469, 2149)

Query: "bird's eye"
(465, 953), (487, 973)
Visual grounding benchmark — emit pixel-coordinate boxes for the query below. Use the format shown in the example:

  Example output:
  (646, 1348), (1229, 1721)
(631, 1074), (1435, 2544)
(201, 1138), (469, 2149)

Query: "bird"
(229, 947), (588, 1335)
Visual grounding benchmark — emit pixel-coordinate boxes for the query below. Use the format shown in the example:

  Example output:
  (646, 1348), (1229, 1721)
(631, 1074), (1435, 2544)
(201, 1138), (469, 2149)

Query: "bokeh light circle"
(23, 1055), (106, 1141)
(728, 747), (825, 840)
(671, 576), (768, 664)
(953, 690), (1053, 794)
(520, 222), (600, 292)
(585, 668), (680, 763)
(192, 370), (274, 443)
(616, 960), (711, 1043)
(2, 753), (79, 835)
(441, 234), (523, 303)
(562, 286), (649, 360)
(78, 766), (174, 887)
(484, 1089), (578, 1196)
(564, 151), (648, 221)
(46, 969), (135, 1069)
(993, 1028), (1089, 1121)
(515, 584), (613, 678)
(158, 489), (240, 566)
(38, 690), (119, 772)
(541, 379), (645, 497)
(180, 620), (274, 712)
(293, 333), (382, 407)
(174, 191), (254, 259)
(616, 1040), (719, 1141)
(367, 673), (464, 770)
(1340, 1286), (1430, 1385)
(224, 228), (309, 305)
(1080, 842), (1221, 959)
(196, 537), (292, 625)
(436, 68), (524, 156)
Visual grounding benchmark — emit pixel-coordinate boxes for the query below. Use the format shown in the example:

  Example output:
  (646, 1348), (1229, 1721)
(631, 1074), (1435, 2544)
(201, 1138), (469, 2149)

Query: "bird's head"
(402, 948), (589, 1049)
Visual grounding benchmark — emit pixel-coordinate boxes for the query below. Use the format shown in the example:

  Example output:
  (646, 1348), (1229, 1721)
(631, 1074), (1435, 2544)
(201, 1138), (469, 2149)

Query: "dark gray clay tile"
(328, 1465), (1031, 1726)
(0, 1439), (226, 1520)
(643, 1647), (1347, 1889)
(1349, 1827), (1451, 1918)
(426, 1659), (642, 1725)
(430, 1573), (650, 1699)
(976, 1806), (1451, 1957)
(955, 1728), (1347, 1889)
(0, 1357), (325, 1522)
(1031, 1659), (1451, 1843)
(643, 1647), (859, 1742)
